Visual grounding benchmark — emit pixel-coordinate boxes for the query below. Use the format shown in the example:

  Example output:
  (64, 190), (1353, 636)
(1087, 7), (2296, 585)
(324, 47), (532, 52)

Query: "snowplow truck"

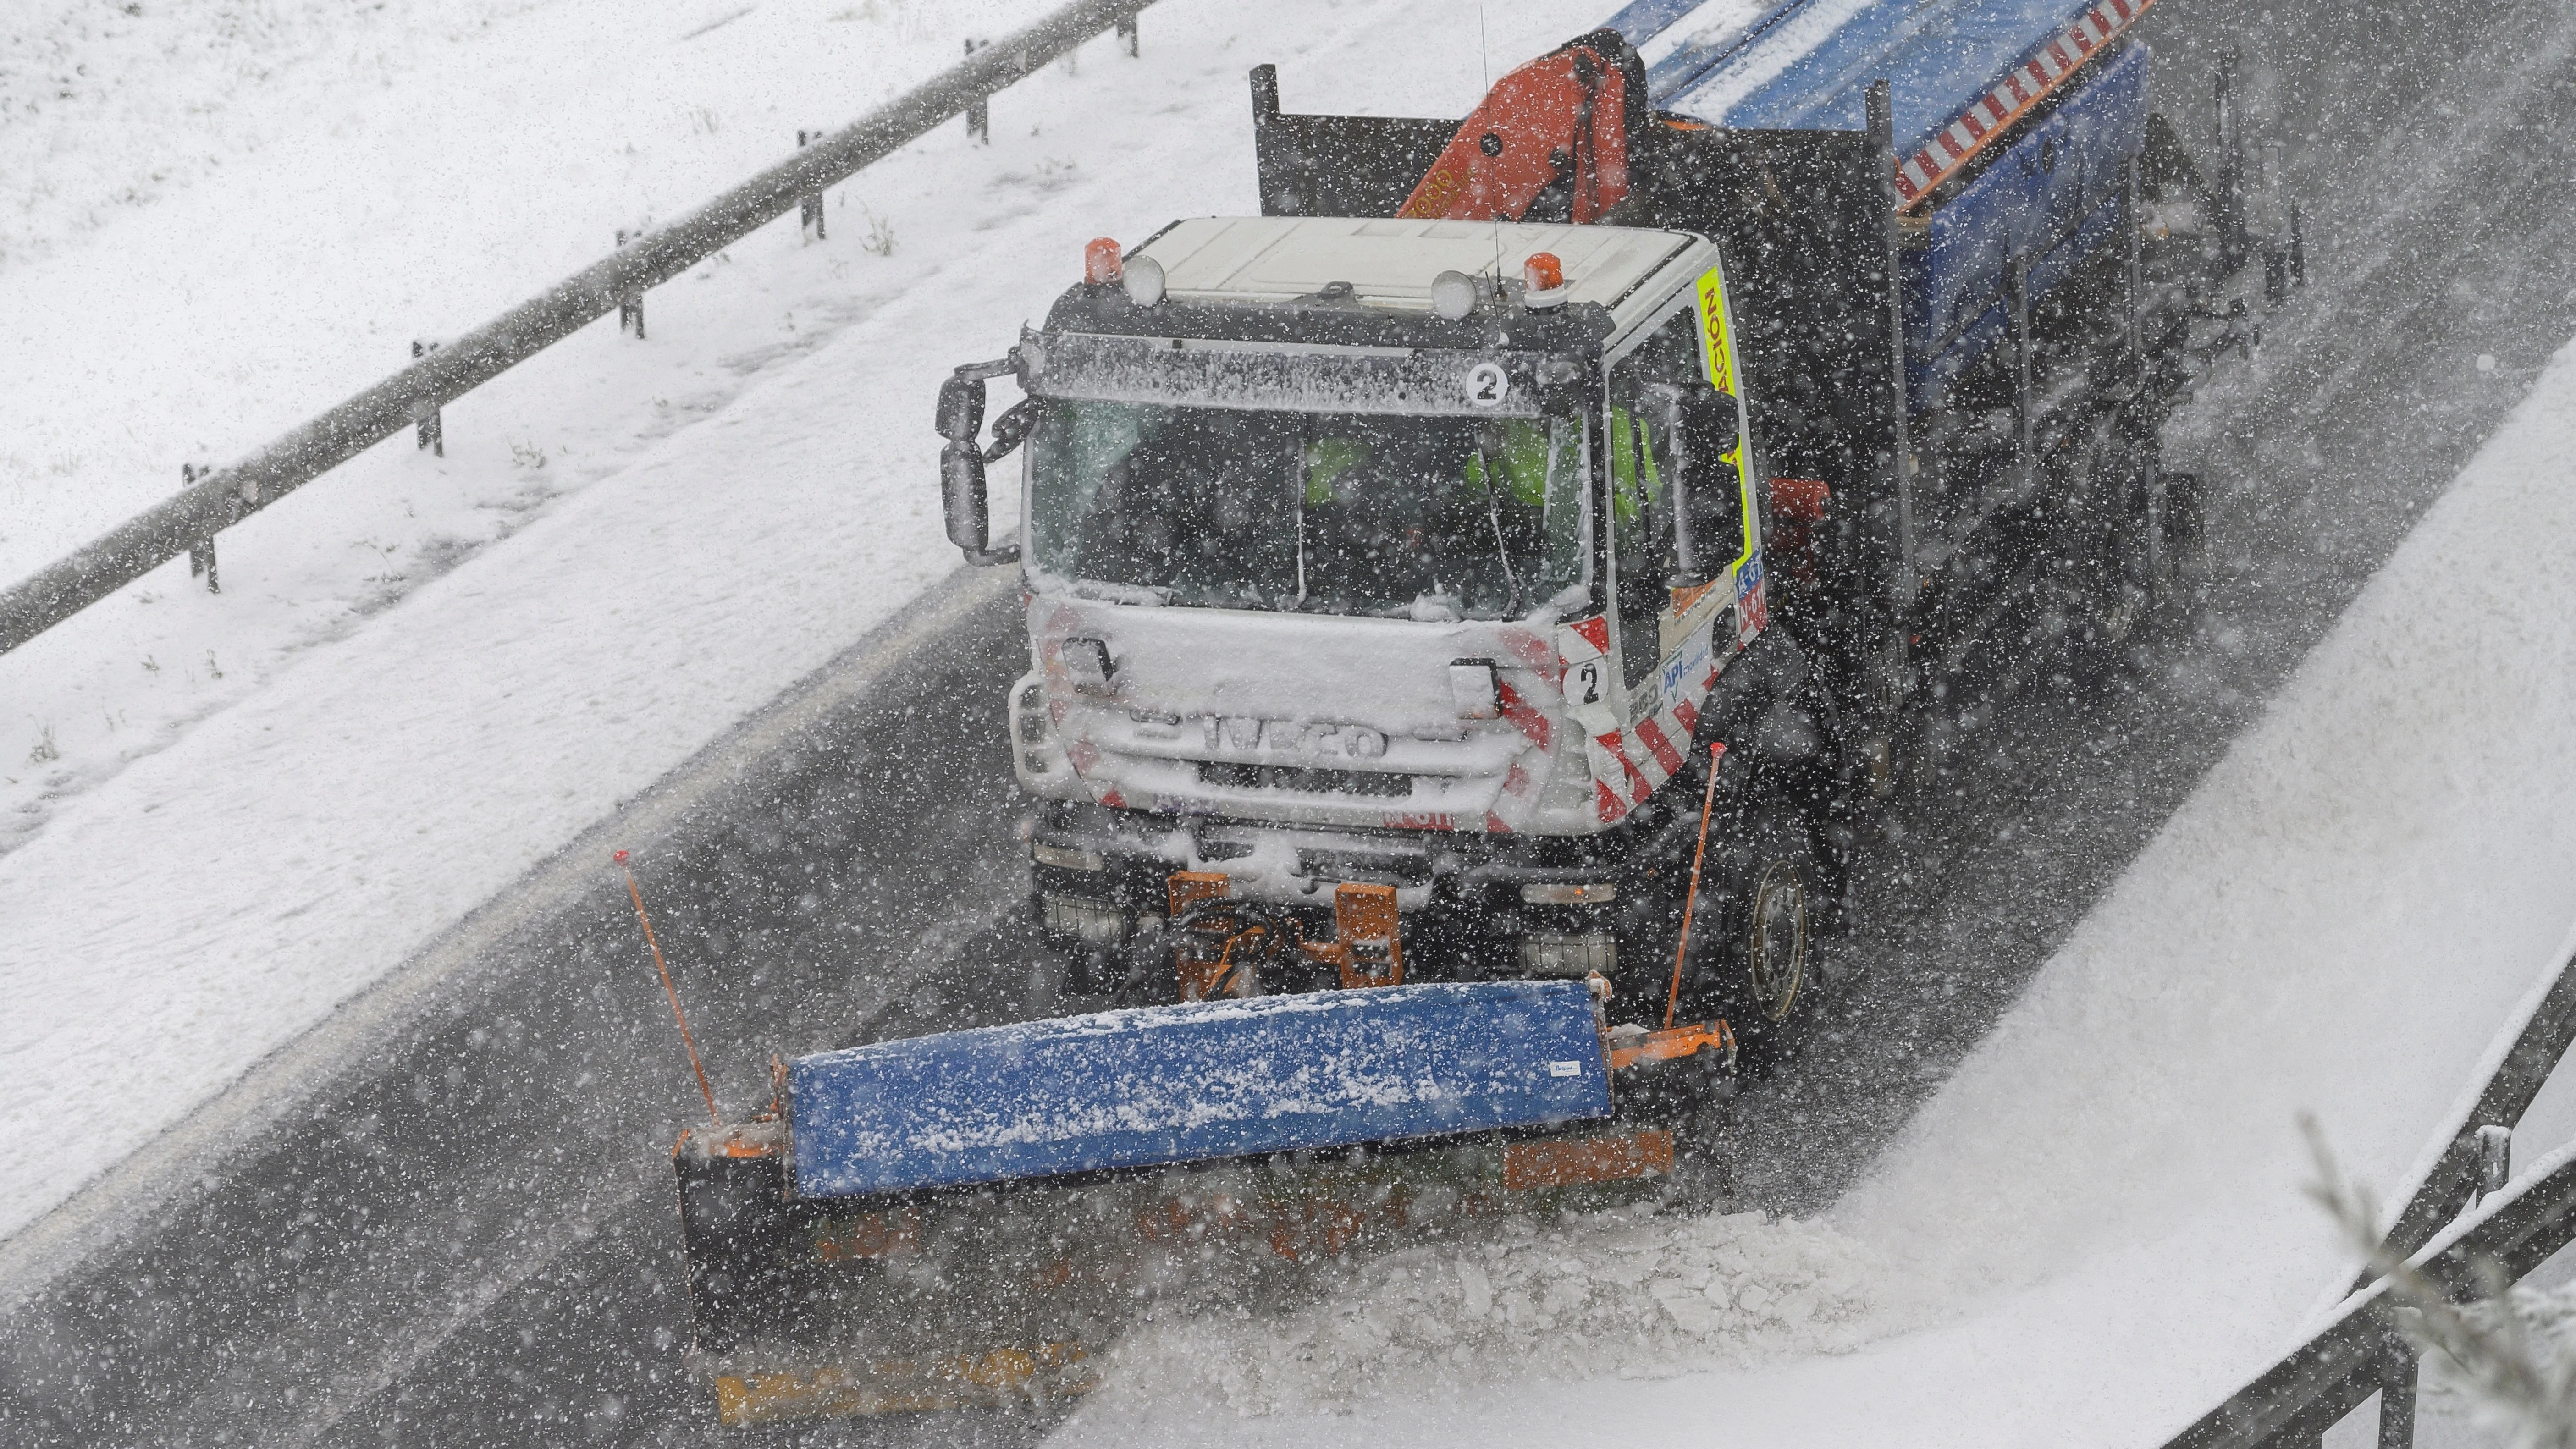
(672, 0), (2295, 1425)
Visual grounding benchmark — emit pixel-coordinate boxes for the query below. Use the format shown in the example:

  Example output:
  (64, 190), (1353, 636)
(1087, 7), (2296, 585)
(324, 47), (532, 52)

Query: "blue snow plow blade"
(789, 981), (1611, 1200)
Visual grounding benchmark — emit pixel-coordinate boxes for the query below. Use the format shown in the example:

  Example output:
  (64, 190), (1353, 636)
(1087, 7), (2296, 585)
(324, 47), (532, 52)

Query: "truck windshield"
(1026, 399), (1588, 620)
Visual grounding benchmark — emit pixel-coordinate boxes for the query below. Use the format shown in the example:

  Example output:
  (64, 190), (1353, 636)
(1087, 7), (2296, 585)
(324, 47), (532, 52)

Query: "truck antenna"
(1482, 7), (1503, 282)
(617, 849), (722, 1127)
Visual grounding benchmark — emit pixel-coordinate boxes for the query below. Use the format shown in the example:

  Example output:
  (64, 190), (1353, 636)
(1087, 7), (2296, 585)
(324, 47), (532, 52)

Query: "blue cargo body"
(1904, 37), (2146, 398)
(1644, 0), (2121, 155)
(789, 981), (1613, 1201)
(1609, 0), (2152, 409)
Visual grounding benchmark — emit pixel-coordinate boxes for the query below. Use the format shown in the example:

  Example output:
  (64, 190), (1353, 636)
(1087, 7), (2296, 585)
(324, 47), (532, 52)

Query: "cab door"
(1604, 270), (1762, 729)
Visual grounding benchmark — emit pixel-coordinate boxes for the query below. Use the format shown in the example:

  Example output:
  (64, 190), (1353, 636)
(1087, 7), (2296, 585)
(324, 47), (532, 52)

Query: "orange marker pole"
(1666, 742), (1728, 1032)
(618, 850), (721, 1128)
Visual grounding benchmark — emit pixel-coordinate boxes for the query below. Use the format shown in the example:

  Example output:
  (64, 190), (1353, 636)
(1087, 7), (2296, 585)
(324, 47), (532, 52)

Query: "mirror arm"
(982, 397), (1038, 464)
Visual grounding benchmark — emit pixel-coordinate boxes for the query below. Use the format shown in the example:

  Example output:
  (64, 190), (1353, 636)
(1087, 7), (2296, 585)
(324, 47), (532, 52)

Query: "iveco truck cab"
(938, 214), (1816, 1035)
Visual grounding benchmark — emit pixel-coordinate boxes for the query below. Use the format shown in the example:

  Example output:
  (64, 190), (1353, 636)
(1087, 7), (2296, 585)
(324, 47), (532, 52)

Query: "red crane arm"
(1398, 29), (1651, 226)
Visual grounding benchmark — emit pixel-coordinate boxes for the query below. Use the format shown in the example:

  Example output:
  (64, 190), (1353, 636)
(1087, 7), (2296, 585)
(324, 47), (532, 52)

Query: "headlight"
(1033, 842), (1106, 872)
(1521, 882), (1615, 905)
(1518, 931), (1616, 977)
(1040, 893), (1128, 944)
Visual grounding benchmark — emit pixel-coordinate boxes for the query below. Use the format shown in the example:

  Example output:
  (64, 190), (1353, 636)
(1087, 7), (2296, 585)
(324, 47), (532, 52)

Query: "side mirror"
(936, 357), (1022, 565)
(942, 441), (991, 552)
(936, 373), (985, 443)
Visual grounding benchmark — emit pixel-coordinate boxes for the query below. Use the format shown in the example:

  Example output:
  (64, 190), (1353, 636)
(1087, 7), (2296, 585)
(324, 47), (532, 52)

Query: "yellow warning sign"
(1693, 261), (1757, 573)
(1693, 264), (1736, 397)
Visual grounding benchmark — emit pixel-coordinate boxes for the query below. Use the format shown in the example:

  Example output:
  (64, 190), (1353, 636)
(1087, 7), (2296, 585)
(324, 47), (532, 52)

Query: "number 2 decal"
(1572, 660), (1603, 705)
(1465, 362), (1509, 408)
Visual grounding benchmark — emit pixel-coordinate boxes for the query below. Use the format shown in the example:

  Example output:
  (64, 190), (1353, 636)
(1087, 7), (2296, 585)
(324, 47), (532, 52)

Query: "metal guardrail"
(2163, 943), (2576, 1449)
(2373, 959), (2576, 1269)
(2166, 1138), (2576, 1449)
(0, 0), (1157, 657)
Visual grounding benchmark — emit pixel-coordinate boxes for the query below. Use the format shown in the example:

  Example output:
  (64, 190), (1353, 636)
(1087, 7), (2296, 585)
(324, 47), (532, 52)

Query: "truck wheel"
(2069, 419), (2159, 688)
(2153, 470), (2208, 607)
(1025, 948), (1101, 1016)
(1691, 804), (1819, 1073)
(1743, 851), (1811, 1027)
(1027, 933), (1171, 1016)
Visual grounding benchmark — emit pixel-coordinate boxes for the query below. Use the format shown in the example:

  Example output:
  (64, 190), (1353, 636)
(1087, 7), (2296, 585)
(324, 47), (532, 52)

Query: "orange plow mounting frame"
(1303, 880), (1404, 988)
(1166, 870), (1245, 1000)
(1610, 1020), (1735, 1071)
(1166, 871), (1408, 996)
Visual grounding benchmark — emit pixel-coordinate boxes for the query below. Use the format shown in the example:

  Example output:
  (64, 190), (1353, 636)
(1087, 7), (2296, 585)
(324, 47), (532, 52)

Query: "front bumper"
(1024, 799), (1724, 1015)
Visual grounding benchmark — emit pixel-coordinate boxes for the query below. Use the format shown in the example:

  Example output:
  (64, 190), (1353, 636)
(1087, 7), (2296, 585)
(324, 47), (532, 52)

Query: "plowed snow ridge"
(1049, 339), (2576, 1445)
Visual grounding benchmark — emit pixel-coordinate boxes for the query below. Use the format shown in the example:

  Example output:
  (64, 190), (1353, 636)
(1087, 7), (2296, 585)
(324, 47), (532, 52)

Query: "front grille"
(1296, 848), (1435, 887)
(1196, 761), (1413, 799)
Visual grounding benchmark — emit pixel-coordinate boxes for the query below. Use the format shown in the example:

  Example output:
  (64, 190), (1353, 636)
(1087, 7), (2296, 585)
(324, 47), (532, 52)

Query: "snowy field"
(1046, 338), (2576, 1442)
(0, 0), (1599, 1247)
(0, 0), (1060, 850)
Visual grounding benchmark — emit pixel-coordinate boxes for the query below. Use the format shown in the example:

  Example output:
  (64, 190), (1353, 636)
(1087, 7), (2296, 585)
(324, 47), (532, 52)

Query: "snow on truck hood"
(1029, 593), (1571, 837)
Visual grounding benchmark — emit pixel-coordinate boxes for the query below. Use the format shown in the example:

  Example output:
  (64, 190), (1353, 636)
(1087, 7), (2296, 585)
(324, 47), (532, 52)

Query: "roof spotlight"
(1430, 269), (1478, 320)
(1123, 254), (1167, 307)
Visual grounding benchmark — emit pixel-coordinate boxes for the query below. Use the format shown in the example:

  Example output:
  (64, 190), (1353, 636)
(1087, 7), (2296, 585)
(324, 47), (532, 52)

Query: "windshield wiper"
(1475, 446), (1525, 617)
(1289, 435), (1309, 611)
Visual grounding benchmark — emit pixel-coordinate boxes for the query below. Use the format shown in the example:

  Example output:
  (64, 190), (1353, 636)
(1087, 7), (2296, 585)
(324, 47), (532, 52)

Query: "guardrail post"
(410, 340), (444, 456)
(965, 39), (991, 142)
(181, 464), (219, 594)
(2475, 1124), (2512, 1204)
(2377, 1345), (2418, 1449)
(1115, 13), (1138, 55)
(796, 130), (827, 241)
(614, 229), (647, 339)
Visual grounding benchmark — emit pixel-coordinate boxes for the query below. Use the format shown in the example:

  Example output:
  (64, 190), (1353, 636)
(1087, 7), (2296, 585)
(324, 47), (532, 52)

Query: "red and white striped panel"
(1892, 0), (2155, 207)
(1587, 663), (1719, 826)
(1482, 750), (1549, 834)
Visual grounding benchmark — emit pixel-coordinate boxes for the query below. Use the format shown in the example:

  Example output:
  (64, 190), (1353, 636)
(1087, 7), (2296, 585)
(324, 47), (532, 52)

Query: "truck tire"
(2154, 469), (2208, 607)
(2067, 416), (2159, 689)
(1688, 802), (1820, 1073)
(1667, 1074), (1738, 1212)
(1024, 948), (1098, 1017)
